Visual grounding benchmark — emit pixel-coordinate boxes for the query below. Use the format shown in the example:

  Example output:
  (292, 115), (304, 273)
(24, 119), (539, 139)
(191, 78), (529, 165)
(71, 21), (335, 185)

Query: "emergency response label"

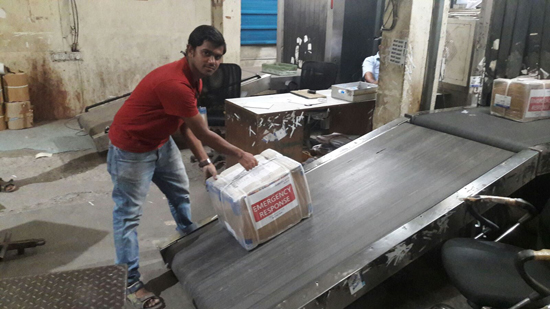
(247, 175), (298, 230)
(526, 89), (550, 118)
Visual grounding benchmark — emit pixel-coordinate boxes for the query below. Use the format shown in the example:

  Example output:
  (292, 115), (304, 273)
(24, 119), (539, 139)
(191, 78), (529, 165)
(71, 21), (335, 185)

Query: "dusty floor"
(0, 120), (471, 309)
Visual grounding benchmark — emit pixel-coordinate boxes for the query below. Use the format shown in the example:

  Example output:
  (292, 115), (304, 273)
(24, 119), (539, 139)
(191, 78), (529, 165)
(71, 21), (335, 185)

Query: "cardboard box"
(0, 102), (4, 116)
(206, 149), (313, 251)
(2, 72), (30, 102)
(491, 78), (550, 122)
(0, 116), (6, 131)
(24, 112), (33, 128)
(7, 117), (25, 130)
(0, 85), (4, 103)
(5, 101), (31, 118)
(6, 109), (33, 130)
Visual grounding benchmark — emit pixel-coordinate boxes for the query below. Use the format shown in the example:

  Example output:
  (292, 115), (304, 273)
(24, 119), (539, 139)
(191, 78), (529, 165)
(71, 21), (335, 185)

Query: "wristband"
(199, 158), (212, 168)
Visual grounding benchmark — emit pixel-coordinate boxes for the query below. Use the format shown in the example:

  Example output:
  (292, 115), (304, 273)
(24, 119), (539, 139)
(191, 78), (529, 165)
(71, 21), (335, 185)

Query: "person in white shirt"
(362, 52), (380, 84)
(362, 37), (382, 84)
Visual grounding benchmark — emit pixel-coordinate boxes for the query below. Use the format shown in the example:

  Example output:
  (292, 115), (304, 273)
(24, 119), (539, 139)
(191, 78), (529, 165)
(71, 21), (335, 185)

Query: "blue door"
(241, 0), (277, 45)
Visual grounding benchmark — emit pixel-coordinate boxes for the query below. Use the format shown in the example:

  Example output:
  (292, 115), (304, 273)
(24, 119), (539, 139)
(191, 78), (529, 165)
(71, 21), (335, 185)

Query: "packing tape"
(6, 85), (28, 89)
(0, 63), (4, 75)
(502, 78), (549, 111)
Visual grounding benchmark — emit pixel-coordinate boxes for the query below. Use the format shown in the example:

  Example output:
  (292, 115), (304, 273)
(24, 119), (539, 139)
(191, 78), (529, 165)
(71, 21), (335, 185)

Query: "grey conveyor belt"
(410, 107), (550, 153)
(171, 123), (514, 309)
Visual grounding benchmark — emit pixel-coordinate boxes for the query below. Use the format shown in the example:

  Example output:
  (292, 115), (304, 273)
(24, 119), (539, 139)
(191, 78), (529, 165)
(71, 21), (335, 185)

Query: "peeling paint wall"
(240, 46), (276, 67)
(0, 1), (213, 121)
(374, 0), (434, 129)
(375, 0), (412, 129)
(211, 0), (240, 64)
(400, 0), (433, 116)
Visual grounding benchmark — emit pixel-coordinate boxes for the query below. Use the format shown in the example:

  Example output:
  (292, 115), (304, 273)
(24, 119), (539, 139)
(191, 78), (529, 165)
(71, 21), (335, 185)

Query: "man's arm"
(183, 114), (258, 170)
(180, 123), (209, 162)
(180, 123), (218, 178)
(364, 72), (378, 84)
(362, 56), (378, 84)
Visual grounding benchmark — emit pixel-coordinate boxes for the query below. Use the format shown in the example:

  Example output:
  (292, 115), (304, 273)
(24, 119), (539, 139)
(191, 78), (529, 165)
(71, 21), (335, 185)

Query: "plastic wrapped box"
(491, 78), (550, 122)
(206, 149), (312, 250)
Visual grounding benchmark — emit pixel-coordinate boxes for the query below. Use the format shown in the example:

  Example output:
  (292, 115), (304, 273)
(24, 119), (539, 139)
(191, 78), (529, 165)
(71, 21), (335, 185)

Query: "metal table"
(164, 107), (550, 309)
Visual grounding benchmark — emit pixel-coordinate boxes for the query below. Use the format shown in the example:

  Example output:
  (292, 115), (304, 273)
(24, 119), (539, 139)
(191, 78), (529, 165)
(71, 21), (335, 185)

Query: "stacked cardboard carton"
(2, 72), (33, 130)
(0, 97), (5, 131)
(206, 149), (313, 250)
(491, 78), (550, 122)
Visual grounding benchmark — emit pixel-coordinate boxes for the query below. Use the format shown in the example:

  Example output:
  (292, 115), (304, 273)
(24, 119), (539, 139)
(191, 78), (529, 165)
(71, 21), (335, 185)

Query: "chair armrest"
(515, 249), (550, 297)
(534, 249), (550, 261)
(463, 195), (538, 215)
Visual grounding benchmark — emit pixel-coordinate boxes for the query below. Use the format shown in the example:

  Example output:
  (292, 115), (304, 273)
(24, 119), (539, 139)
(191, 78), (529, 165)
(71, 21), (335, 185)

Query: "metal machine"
(161, 107), (550, 309)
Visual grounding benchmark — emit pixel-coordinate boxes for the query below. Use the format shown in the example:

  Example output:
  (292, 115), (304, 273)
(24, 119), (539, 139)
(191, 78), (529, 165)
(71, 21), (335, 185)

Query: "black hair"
(188, 25), (227, 54)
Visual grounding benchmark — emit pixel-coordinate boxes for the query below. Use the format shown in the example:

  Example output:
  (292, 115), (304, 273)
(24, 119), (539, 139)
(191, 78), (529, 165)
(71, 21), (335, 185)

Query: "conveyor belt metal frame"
(295, 149), (538, 309)
(160, 114), (543, 309)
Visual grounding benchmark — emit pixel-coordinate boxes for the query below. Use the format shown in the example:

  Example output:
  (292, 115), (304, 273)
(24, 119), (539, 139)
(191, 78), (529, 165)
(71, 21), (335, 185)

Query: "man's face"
(187, 40), (224, 78)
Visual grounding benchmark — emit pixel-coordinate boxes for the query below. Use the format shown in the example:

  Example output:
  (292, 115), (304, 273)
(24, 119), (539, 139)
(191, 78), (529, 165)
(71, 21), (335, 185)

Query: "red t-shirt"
(109, 58), (201, 152)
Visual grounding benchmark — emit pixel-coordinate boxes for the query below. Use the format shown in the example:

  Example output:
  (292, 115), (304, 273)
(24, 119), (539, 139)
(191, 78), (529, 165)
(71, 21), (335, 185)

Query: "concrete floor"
(0, 120), (471, 309)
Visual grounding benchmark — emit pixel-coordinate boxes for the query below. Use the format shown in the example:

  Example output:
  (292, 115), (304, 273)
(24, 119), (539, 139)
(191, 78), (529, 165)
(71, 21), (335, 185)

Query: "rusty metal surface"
(0, 265), (127, 309)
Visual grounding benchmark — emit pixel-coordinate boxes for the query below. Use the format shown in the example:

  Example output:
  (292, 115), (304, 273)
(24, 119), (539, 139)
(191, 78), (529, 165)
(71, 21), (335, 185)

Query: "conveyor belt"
(410, 107), (550, 153)
(171, 123), (514, 309)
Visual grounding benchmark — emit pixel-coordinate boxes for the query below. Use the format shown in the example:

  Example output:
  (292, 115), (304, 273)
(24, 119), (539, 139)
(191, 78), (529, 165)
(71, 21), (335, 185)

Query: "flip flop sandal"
(0, 178), (16, 193)
(127, 281), (165, 309)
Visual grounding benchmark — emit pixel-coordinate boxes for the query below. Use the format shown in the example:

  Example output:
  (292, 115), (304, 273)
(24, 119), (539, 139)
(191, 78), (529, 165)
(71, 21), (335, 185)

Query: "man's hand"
(183, 114), (259, 171)
(203, 163), (218, 180)
(239, 152), (258, 170)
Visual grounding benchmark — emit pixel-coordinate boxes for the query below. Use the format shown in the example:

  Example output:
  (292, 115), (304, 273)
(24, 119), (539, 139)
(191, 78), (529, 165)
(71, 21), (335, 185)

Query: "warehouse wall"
(374, 0), (434, 128)
(0, 0), (242, 121)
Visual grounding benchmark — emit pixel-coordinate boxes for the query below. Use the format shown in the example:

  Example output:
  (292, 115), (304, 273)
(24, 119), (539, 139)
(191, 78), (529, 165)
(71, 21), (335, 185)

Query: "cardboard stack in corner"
(0, 85), (4, 131)
(1, 71), (33, 130)
(491, 78), (550, 122)
(206, 149), (312, 251)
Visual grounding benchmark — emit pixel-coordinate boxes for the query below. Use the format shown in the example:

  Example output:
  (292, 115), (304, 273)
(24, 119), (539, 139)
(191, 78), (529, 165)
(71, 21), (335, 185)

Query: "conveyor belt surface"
(410, 107), (550, 153)
(171, 123), (514, 309)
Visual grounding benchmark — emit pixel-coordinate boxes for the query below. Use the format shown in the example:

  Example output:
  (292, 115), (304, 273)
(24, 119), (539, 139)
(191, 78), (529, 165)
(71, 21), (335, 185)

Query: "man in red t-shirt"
(107, 25), (257, 309)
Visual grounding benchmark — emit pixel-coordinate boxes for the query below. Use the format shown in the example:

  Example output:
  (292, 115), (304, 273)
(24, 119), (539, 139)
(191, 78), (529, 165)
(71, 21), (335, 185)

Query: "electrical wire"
(64, 117), (89, 136)
(70, 0), (80, 51)
(381, 0), (399, 32)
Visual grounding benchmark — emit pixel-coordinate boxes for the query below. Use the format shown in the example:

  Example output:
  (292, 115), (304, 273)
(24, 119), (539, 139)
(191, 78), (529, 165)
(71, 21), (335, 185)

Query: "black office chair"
(299, 61), (338, 91)
(441, 196), (550, 309)
(198, 63), (241, 126)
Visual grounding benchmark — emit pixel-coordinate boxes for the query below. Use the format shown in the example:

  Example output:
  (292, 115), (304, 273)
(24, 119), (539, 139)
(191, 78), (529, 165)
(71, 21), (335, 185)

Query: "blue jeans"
(107, 137), (195, 286)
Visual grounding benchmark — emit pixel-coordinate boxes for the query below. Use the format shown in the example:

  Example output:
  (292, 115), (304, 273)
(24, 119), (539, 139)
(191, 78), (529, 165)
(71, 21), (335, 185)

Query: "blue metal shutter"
(241, 0), (277, 45)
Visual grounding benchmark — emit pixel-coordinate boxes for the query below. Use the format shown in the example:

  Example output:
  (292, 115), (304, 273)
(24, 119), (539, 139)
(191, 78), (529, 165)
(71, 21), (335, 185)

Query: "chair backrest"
(198, 63), (241, 126)
(538, 198), (550, 249)
(299, 61), (338, 91)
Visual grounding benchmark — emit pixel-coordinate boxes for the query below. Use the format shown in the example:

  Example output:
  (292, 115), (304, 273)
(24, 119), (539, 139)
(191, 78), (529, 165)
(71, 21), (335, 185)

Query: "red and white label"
(526, 89), (550, 118)
(247, 175), (298, 230)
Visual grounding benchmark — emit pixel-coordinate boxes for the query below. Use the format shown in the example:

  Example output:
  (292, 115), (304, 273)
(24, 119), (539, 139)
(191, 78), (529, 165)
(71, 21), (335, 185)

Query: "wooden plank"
(225, 102), (259, 167)
(495, 0), (518, 78)
(540, 0), (550, 76)
(505, 0), (532, 78)
(526, 0), (545, 72)
(225, 102), (304, 167)
(329, 100), (375, 135)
